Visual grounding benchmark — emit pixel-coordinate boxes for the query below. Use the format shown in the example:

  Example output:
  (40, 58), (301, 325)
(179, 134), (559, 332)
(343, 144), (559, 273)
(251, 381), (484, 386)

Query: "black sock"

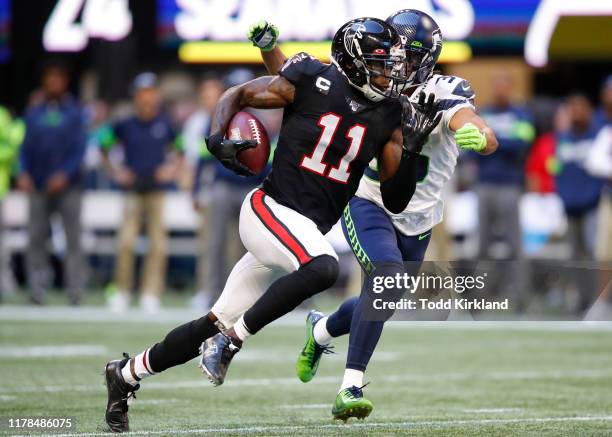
(148, 314), (220, 373)
(243, 255), (339, 335)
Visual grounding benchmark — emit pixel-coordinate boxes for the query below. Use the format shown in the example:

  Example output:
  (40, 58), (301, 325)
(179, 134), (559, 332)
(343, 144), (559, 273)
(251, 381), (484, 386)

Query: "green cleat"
(332, 385), (374, 422)
(295, 310), (334, 383)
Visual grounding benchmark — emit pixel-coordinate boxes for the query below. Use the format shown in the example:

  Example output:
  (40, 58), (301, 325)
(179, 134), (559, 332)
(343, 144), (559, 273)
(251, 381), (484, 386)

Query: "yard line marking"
(1, 305), (612, 331)
(0, 345), (107, 358)
(0, 395), (16, 401)
(463, 408), (523, 413)
(1, 368), (611, 394)
(15, 415), (612, 437)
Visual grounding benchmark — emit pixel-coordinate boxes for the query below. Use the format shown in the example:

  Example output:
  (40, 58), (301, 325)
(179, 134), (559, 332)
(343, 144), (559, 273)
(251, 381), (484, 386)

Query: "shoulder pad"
(418, 75), (475, 111)
(279, 52), (327, 86)
(429, 75), (475, 101)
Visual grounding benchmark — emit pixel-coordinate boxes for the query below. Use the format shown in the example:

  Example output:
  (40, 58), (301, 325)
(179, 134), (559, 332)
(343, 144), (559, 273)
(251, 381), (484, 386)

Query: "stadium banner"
(26, 0), (612, 66)
(157, 0), (612, 65)
(158, 0), (535, 47)
(161, 0), (519, 63)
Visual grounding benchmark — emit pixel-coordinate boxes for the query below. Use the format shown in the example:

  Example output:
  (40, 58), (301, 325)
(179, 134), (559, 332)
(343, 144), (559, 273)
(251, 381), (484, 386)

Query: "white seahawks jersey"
(355, 74), (475, 236)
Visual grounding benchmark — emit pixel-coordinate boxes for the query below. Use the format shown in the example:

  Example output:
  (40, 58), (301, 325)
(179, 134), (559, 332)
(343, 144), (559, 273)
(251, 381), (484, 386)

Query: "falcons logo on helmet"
(343, 23), (366, 57)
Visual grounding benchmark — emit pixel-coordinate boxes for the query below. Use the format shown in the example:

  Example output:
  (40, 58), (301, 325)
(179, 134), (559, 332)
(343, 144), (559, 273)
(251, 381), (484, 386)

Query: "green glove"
(247, 20), (279, 52)
(455, 122), (487, 152)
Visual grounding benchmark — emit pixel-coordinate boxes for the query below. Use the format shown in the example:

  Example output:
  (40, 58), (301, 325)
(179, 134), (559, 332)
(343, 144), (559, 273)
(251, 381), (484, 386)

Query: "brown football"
(226, 111), (271, 175)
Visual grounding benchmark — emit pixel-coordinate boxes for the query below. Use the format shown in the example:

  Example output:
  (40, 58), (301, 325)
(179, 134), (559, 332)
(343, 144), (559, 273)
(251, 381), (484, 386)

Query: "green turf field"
(1, 312), (612, 436)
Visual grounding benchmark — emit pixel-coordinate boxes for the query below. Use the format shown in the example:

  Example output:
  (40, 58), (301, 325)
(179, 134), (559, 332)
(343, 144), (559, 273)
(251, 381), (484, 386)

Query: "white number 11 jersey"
(355, 74), (476, 236)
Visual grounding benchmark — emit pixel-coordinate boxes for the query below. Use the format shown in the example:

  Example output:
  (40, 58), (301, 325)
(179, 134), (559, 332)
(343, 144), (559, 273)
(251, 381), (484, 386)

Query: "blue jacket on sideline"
(20, 96), (86, 190)
(555, 125), (603, 216)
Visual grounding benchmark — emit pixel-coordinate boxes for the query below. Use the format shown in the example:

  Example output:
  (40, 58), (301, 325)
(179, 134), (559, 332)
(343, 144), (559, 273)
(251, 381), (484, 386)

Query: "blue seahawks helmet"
(386, 9), (443, 88)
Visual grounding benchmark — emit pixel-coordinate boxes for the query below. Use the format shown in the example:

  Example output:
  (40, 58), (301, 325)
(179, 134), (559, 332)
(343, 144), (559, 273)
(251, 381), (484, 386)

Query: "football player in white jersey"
(249, 9), (498, 421)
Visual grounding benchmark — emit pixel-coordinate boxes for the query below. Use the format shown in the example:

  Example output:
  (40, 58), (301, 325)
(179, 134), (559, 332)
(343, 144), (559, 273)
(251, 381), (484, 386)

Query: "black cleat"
(104, 353), (139, 433)
(199, 333), (240, 386)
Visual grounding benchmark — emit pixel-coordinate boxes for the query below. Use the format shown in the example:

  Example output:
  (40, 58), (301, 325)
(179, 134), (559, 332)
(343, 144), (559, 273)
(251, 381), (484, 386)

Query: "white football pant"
(211, 188), (338, 328)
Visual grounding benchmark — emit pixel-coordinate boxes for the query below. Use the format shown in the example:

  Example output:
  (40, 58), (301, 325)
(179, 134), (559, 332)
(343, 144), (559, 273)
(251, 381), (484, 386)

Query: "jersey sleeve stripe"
(437, 98), (470, 111)
(250, 189), (313, 266)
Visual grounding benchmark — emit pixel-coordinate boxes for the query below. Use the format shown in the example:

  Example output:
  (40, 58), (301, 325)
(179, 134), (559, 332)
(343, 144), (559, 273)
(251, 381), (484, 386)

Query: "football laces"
(248, 119), (262, 145)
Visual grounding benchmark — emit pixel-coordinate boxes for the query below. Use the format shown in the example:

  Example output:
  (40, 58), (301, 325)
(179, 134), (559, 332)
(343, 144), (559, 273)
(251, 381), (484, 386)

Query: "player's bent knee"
(301, 255), (339, 292)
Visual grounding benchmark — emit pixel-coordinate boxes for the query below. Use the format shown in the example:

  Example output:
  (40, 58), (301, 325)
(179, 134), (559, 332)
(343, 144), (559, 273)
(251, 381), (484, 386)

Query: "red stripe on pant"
(251, 190), (313, 266)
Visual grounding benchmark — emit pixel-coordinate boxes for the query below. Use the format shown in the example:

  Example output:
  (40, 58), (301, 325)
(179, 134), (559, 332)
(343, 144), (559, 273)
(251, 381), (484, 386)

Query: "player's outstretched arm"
(451, 107), (498, 155)
(379, 93), (442, 214)
(248, 20), (287, 75)
(206, 75), (294, 176)
(260, 47), (288, 75)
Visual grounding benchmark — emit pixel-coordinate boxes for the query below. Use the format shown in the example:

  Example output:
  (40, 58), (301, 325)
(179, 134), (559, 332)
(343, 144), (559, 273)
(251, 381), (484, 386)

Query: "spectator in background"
(182, 77), (225, 168)
(182, 77), (225, 307)
(190, 69), (271, 311)
(554, 94), (602, 260)
(586, 113), (612, 263)
(525, 107), (569, 194)
(17, 63), (87, 305)
(525, 131), (556, 194)
(0, 108), (25, 300)
(475, 70), (535, 307)
(100, 73), (184, 313)
(585, 123), (612, 317)
(593, 75), (612, 129)
(554, 94), (603, 312)
(83, 100), (112, 189)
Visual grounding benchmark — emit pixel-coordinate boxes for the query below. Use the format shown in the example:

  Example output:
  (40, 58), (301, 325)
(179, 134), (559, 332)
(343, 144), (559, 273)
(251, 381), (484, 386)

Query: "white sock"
(339, 368), (364, 392)
(121, 349), (155, 386)
(233, 316), (252, 341)
(313, 316), (332, 345)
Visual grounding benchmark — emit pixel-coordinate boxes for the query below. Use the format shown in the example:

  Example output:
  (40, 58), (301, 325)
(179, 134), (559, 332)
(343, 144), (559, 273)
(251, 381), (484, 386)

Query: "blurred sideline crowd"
(0, 61), (610, 314)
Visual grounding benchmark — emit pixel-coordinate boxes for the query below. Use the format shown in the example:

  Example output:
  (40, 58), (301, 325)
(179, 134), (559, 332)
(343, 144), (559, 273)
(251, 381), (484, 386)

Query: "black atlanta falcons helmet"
(331, 17), (406, 102)
(386, 9), (443, 88)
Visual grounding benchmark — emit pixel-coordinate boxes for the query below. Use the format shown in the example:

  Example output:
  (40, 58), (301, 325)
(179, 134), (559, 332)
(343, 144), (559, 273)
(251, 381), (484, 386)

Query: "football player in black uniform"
(103, 18), (440, 432)
(248, 11), (497, 421)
